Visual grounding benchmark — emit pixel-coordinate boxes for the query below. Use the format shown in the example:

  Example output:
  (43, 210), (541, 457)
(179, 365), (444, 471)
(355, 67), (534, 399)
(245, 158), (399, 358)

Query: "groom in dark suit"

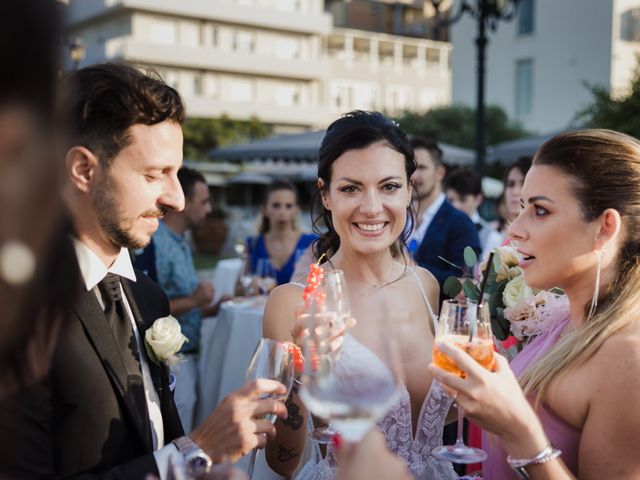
(408, 137), (481, 289)
(0, 63), (287, 479)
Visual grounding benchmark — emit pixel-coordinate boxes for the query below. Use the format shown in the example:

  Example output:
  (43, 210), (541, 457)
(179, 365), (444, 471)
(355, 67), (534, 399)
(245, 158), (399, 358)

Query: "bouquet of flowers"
(443, 245), (569, 356)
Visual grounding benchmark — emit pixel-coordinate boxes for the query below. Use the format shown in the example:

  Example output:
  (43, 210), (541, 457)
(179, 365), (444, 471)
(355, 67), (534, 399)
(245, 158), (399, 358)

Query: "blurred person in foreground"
(407, 137), (480, 289)
(0, 1), (79, 396)
(0, 63), (286, 479)
(445, 167), (502, 260)
(151, 166), (228, 433)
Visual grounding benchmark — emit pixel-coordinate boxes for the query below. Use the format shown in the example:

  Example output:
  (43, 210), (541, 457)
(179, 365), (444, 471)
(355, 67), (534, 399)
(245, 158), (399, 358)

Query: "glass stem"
(247, 448), (258, 480)
(455, 403), (465, 445)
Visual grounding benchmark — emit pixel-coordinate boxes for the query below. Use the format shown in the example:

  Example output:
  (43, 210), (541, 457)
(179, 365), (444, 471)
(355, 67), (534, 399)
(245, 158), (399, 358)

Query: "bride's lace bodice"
(296, 337), (457, 480)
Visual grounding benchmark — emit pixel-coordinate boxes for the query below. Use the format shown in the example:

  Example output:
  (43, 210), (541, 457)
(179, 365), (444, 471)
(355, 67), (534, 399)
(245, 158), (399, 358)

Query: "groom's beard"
(92, 176), (164, 250)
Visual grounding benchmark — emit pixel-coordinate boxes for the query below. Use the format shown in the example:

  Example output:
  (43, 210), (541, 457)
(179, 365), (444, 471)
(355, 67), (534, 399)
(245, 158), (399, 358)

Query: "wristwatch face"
(187, 453), (212, 477)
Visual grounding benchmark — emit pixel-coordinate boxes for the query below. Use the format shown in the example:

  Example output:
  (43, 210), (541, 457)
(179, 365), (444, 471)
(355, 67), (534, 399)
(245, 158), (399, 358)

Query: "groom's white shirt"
(73, 239), (178, 477)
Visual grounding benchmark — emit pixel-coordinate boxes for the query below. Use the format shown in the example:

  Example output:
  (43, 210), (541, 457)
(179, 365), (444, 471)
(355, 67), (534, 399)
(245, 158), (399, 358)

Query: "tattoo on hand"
(283, 396), (304, 430)
(277, 445), (299, 462)
(291, 382), (299, 395)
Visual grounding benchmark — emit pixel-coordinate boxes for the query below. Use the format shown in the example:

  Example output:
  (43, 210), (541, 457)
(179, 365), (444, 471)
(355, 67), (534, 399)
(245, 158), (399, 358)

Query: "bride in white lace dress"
(262, 111), (457, 480)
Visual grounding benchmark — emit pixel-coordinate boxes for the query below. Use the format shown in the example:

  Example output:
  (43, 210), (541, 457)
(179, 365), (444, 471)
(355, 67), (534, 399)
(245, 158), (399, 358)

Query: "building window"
(386, 86), (412, 114)
(517, 0), (534, 35)
(275, 85), (301, 106)
(621, 8), (640, 41)
(329, 82), (351, 112)
(229, 79), (253, 102)
(276, 37), (301, 59)
(211, 26), (218, 47)
(515, 59), (533, 116)
(233, 30), (255, 53)
(180, 21), (199, 48)
(149, 18), (176, 45)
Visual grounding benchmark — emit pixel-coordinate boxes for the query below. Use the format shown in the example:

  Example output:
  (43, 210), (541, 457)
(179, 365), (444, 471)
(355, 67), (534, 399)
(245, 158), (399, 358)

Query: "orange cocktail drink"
(433, 334), (495, 377)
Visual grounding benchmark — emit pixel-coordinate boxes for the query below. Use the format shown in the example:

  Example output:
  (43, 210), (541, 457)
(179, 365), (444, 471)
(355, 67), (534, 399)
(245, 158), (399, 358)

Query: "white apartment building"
(64, 0), (452, 130)
(451, 0), (640, 134)
(327, 27), (451, 115)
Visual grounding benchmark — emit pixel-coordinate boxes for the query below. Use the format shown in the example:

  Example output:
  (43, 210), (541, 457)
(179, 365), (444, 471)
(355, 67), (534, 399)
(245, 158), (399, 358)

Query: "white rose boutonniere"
(144, 315), (188, 366)
(502, 275), (534, 309)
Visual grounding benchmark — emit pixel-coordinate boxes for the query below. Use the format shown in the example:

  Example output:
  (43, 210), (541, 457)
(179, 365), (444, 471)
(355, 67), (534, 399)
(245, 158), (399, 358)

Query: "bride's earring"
(587, 249), (603, 322)
(0, 239), (36, 285)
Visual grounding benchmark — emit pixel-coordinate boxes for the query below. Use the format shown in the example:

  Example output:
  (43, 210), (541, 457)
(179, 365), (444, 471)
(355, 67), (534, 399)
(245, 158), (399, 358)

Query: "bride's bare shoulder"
(263, 283), (304, 340)
(409, 265), (439, 297)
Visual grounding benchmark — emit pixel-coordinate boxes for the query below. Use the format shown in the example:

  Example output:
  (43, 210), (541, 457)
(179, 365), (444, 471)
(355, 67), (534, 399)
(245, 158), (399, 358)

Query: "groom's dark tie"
(98, 273), (143, 377)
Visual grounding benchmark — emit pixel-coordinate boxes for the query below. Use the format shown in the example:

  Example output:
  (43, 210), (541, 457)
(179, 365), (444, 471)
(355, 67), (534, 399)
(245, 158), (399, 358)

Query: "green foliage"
(463, 246), (478, 268)
(443, 276), (463, 297)
(395, 104), (531, 149)
(182, 115), (272, 161)
(442, 248), (514, 341)
(574, 63), (640, 139)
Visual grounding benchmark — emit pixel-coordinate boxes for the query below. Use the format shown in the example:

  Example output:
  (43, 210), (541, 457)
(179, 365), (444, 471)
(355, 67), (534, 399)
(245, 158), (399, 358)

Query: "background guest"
(408, 136), (480, 289)
(246, 179), (316, 286)
(445, 167), (503, 259)
(499, 156), (532, 234)
(151, 166), (229, 433)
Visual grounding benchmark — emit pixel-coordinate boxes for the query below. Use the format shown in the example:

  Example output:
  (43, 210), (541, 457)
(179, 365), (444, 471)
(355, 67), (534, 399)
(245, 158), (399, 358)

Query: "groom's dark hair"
(63, 63), (185, 168)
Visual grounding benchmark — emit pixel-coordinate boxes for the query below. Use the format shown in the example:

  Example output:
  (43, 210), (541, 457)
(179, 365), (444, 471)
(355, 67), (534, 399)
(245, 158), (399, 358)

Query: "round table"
(197, 296), (285, 480)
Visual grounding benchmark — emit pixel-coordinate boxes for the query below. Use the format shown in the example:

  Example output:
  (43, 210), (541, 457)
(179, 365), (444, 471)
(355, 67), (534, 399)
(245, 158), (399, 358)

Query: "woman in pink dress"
(430, 129), (640, 479)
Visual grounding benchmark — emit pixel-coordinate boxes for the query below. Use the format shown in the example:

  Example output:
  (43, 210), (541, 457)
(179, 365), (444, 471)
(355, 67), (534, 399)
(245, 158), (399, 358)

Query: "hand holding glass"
(244, 339), (295, 479)
(432, 298), (495, 464)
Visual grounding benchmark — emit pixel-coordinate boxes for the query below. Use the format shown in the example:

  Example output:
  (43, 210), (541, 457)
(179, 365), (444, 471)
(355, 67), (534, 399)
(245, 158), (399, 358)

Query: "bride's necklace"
(341, 264), (402, 290)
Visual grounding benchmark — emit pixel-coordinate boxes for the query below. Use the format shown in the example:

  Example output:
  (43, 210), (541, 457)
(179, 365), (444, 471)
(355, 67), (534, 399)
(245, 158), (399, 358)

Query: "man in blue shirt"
(153, 167), (222, 432)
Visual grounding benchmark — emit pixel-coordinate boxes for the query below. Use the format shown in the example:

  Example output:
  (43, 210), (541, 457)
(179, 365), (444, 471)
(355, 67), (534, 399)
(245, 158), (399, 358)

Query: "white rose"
(497, 246), (520, 266)
(502, 275), (534, 308)
(145, 315), (188, 366)
(496, 265), (522, 283)
(478, 246), (521, 280)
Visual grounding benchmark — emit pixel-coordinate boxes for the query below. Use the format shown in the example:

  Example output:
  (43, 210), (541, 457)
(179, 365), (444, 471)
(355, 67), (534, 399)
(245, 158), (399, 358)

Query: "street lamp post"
(69, 37), (85, 71)
(431, 0), (520, 174)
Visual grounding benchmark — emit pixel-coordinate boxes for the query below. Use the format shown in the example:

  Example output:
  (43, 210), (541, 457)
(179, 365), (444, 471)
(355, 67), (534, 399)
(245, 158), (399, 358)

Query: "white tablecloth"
(198, 258), (244, 303)
(197, 296), (284, 480)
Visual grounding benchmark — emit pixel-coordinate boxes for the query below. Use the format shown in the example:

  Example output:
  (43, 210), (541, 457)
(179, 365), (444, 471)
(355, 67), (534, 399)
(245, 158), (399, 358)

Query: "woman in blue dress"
(246, 179), (317, 286)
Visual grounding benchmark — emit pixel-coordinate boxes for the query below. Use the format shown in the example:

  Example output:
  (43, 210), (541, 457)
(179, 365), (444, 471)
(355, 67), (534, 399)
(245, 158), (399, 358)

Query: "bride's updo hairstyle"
(519, 129), (640, 403)
(311, 111), (416, 261)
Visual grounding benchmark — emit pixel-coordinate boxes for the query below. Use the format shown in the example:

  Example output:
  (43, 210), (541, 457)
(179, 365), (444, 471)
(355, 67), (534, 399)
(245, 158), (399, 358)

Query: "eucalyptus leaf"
(443, 276), (463, 298)
(462, 278), (480, 301)
(463, 246), (478, 268)
(493, 250), (502, 272)
(492, 317), (510, 341)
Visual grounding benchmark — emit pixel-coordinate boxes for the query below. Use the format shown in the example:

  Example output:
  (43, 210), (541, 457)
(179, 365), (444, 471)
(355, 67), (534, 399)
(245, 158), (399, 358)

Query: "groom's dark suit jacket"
(414, 199), (481, 289)
(0, 270), (184, 479)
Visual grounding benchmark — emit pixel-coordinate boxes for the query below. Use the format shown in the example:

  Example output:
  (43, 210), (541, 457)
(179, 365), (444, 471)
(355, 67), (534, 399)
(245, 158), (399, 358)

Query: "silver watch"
(172, 436), (212, 478)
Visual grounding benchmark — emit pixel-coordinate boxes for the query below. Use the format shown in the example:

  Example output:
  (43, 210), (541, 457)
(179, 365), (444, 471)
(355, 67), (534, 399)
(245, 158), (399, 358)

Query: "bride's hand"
(427, 341), (548, 454)
(291, 313), (356, 353)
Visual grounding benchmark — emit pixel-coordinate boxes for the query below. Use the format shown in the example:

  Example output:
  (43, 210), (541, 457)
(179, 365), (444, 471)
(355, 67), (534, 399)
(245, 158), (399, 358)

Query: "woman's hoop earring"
(587, 249), (602, 322)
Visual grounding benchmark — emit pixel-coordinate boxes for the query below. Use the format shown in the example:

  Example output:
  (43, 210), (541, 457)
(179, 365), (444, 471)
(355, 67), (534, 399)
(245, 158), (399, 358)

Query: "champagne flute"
(255, 259), (277, 294)
(432, 298), (495, 464)
(244, 338), (295, 479)
(298, 296), (402, 444)
(304, 270), (351, 443)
